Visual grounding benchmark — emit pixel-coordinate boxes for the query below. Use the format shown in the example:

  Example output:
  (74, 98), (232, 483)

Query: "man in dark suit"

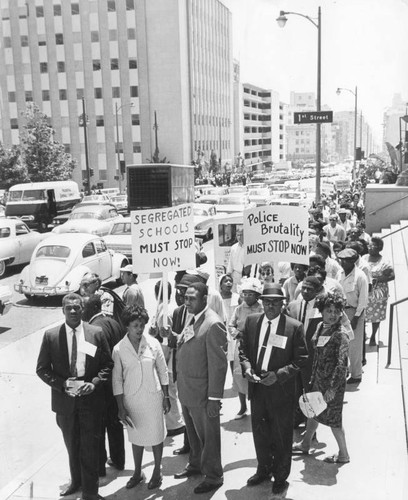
(240, 283), (308, 496)
(173, 282), (228, 495)
(36, 293), (113, 500)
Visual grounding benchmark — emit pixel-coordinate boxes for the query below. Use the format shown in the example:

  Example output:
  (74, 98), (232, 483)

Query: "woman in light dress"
(219, 274), (240, 373)
(112, 305), (170, 490)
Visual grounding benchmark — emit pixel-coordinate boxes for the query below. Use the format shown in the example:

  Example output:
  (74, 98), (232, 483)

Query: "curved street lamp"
(277, 7), (322, 203)
(336, 86), (358, 182)
(115, 101), (135, 193)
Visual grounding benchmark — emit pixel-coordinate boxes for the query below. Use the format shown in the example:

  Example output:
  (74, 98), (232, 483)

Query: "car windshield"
(22, 189), (46, 201)
(193, 207), (209, 216)
(110, 222), (131, 235)
(70, 211), (103, 220)
(36, 245), (71, 260)
(220, 196), (244, 205)
(277, 192), (301, 199)
(0, 227), (11, 238)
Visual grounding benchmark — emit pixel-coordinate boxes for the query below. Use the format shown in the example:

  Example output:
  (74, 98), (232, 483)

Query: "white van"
(6, 181), (81, 231)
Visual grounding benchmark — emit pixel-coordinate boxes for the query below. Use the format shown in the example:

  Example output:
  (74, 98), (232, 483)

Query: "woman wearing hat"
(219, 274), (240, 374)
(229, 277), (263, 419)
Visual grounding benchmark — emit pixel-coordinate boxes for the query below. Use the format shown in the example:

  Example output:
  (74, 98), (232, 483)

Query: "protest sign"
(243, 205), (309, 265)
(131, 203), (196, 273)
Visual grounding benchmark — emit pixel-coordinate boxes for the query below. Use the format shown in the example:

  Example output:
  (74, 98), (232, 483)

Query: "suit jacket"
(177, 308), (228, 408)
(36, 322), (113, 415)
(286, 300), (322, 345)
(239, 313), (308, 404)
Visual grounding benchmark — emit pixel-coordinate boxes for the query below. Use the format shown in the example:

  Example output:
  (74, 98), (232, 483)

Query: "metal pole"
(115, 102), (122, 193)
(82, 97), (91, 194)
(353, 86), (358, 183)
(315, 6), (321, 203)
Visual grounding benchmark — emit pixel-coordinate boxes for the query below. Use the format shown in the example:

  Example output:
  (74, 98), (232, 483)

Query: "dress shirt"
(65, 322), (86, 377)
(339, 266), (369, 317)
(256, 315), (280, 372)
(226, 242), (245, 274)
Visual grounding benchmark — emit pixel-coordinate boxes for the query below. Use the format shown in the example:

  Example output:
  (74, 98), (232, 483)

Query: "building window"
(8, 91), (15, 102)
(10, 118), (18, 129)
(91, 31), (99, 42)
(64, 144), (71, 153)
(107, 0), (116, 12)
(21, 35), (28, 47)
(57, 61), (65, 72)
(130, 86), (138, 97)
(40, 62), (48, 73)
(94, 88), (102, 99)
(71, 3), (80, 15)
(109, 30), (117, 41)
(59, 89), (67, 100)
(111, 58), (119, 70)
(96, 116), (104, 127)
(38, 35), (46, 46)
(112, 87), (120, 98)
(131, 114), (140, 125)
(133, 143), (141, 153)
(128, 28), (136, 39)
(93, 60), (101, 71)
(54, 5), (62, 16)
(55, 33), (64, 45)
(77, 89), (84, 99)
(129, 58), (137, 69)
(42, 90), (50, 101)
(36, 6), (44, 17)
(3, 37), (11, 48)
(126, 0), (135, 9)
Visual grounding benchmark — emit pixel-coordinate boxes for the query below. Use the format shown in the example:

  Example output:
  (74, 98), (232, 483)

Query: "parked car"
(15, 233), (128, 299)
(197, 194), (222, 206)
(227, 185), (247, 194)
(51, 203), (122, 236)
(104, 218), (132, 260)
(269, 190), (309, 208)
(0, 285), (12, 315)
(217, 194), (255, 214)
(0, 205), (5, 217)
(0, 218), (48, 278)
(247, 187), (272, 207)
(81, 194), (111, 204)
(193, 204), (217, 241)
(109, 194), (128, 213)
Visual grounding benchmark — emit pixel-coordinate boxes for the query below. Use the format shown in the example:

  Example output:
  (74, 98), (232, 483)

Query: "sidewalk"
(1, 322), (407, 500)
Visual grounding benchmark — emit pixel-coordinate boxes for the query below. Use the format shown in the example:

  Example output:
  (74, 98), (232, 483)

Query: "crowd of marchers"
(36, 183), (396, 499)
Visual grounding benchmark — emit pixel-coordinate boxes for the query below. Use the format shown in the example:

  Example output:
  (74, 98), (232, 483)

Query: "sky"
(222, 0), (408, 144)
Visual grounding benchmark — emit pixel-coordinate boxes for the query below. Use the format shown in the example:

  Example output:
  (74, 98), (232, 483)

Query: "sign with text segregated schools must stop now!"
(243, 205), (309, 265)
(131, 203), (196, 273)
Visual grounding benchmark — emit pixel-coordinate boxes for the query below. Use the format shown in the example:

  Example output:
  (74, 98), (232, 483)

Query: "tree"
(0, 143), (29, 190)
(20, 103), (77, 181)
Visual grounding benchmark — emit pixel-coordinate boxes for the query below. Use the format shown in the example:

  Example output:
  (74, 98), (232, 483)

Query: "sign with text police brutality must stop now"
(131, 203), (196, 273)
(243, 205), (309, 265)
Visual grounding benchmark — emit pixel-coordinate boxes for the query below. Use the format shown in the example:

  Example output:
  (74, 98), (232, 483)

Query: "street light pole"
(336, 86), (358, 183)
(277, 6), (322, 203)
(81, 97), (91, 194)
(115, 101), (134, 193)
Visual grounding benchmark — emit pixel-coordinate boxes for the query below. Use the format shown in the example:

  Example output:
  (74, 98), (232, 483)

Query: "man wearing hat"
(338, 207), (354, 233)
(239, 284), (308, 496)
(323, 213), (346, 243)
(120, 264), (144, 308)
(338, 248), (368, 384)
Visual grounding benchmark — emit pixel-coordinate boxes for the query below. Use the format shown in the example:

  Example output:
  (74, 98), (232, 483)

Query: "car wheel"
(0, 261), (6, 278)
(116, 260), (128, 285)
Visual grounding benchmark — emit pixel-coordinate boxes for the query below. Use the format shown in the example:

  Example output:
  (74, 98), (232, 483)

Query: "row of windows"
(244, 138), (271, 147)
(35, 1), (135, 17)
(243, 88), (271, 99)
(193, 115), (231, 127)
(244, 100), (271, 110)
(244, 114), (272, 122)
(38, 58), (137, 73)
(8, 86), (138, 102)
(194, 140), (231, 152)
(295, 139), (310, 145)
(11, 115), (139, 129)
(244, 126), (272, 134)
(3, 28), (136, 49)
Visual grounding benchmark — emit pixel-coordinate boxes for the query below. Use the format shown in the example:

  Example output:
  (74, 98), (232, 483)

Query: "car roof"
(0, 217), (26, 227)
(37, 233), (101, 247)
(73, 203), (115, 212)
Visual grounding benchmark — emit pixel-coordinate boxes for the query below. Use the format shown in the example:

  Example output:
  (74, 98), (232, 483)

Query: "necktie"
(70, 328), (78, 377)
(256, 321), (271, 373)
(301, 301), (309, 325)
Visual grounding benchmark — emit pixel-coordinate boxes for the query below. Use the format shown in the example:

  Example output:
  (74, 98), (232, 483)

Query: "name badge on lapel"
(182, 325), (195, 343)
(270, 334), (287, 349)
(78, 340), (97, 357)
(317, 336), (330, 347)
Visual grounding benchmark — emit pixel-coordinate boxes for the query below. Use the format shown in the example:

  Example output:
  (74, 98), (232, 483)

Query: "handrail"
(382, 225), (408, 239)
(386, 296), (408, 367)
(368, 193), (408, 216)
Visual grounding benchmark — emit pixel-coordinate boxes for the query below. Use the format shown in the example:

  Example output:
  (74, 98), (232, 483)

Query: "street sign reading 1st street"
(294, 111), (333, 124)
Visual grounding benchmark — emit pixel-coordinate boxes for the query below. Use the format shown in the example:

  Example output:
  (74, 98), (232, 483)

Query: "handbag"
(299, 391), (327, 418)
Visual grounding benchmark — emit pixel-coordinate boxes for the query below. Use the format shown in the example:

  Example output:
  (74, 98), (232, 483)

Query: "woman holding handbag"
(293, 291), (350, 464)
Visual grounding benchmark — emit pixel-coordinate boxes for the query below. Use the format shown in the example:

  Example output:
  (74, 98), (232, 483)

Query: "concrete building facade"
(0, 0), (233, 188)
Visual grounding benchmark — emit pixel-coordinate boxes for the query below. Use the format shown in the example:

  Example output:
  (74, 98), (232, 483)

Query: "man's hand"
(324, 388), (335, 403)
(64, 378), (77, 397)
(163, 397), (171, 414)
(207, 400), (221, 418)
(351, 315), (360, 330)
(245, 369), (261, 384)
(76, 382), (95, 396)
(259, 371), (278, 386)
(159, 326), (171, 338)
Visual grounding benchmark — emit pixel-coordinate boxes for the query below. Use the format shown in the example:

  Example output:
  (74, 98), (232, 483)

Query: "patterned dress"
(362, 255), (394, 323)
(310, 321), (349, 428)
(112, 333), (169, 446)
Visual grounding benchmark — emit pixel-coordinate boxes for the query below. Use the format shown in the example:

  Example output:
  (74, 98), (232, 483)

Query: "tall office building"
(0, 0), (233, 189)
